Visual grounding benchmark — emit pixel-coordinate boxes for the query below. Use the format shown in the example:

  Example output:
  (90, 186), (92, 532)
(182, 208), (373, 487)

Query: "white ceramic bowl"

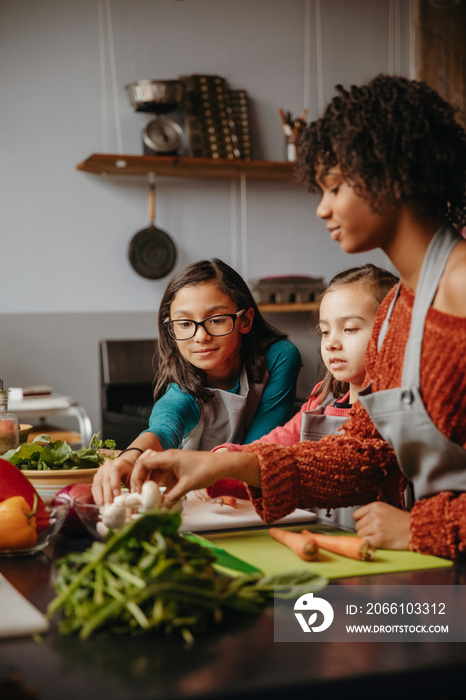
(22, 468), (98, 505)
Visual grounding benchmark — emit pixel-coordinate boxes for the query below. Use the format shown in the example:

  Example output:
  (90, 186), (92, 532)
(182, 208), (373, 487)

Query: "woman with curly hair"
(130, 75), (466, 560)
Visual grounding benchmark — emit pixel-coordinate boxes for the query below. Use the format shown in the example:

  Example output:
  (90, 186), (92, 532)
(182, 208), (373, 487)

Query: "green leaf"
(33, 434), (52, 443)
(2, 442), (43, 464)
(2, 432), (115, 471)
(40, 442), (73, 466)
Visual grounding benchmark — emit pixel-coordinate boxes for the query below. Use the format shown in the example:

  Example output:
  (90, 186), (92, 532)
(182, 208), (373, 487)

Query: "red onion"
(52, 483), (95, 536)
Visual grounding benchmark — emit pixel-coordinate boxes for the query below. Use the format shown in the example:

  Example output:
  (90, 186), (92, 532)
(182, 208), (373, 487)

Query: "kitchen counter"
(1, 528), (465, 700)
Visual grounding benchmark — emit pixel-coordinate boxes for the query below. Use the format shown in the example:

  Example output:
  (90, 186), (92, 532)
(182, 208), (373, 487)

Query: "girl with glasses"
(92, 258), (301, 504)
(130, 75), (466, 560)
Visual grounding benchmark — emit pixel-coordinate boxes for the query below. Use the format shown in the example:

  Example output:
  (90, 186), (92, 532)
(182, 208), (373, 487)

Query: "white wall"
(0, 0), (411, 434)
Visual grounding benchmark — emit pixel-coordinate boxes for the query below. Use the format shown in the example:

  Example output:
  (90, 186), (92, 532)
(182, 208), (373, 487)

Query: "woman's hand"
(130, 449), (261, 506)
(193, 447), (235, 504)
(92, 452), (137, 505)
(353, 502), (410, 550)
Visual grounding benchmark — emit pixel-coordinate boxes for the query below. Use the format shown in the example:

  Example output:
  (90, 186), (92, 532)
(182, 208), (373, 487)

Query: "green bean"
(48, 509), (327, 642)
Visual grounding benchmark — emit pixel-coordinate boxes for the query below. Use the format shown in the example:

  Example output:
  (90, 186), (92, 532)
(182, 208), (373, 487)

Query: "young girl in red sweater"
(130, 75), (466, 560)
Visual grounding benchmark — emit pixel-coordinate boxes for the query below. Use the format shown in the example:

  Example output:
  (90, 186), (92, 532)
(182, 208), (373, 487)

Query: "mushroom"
(141, 480), (162, 511)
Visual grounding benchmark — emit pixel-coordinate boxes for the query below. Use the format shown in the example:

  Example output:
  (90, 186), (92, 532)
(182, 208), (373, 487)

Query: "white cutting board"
(0, 572), (50, 638)
(179, 491), (316, 533)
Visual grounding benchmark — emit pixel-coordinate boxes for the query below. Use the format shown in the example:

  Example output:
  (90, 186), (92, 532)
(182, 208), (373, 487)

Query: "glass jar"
(0, 380), (19, 454)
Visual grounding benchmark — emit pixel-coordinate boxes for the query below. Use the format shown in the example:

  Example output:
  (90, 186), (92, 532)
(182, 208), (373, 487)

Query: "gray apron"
(358, 225), (466, 500)
(182, 367), (266, 451)
(301, 405), (358, 531)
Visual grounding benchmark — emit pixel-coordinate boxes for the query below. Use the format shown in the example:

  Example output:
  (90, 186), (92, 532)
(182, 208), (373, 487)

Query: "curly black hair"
(296, 74), (466, 228)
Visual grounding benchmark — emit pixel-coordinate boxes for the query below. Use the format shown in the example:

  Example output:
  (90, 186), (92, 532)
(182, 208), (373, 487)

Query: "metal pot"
(128, 178), (177, 280)
(125, 80), (184, 114)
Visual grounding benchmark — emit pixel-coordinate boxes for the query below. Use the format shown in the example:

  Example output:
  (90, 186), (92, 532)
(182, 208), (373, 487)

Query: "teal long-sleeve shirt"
(144, 338), (301, 449)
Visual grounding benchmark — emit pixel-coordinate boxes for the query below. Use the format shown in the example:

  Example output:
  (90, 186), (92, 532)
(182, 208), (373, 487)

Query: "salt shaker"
(0, 379), (19, 454)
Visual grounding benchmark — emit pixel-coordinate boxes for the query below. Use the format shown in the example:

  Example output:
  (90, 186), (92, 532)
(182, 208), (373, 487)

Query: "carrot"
(300, 530), (375, 561)
(269, 527), (319, 562)
(222, 496), (237, 508)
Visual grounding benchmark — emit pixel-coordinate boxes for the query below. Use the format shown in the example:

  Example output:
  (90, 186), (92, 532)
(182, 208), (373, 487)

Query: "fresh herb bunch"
(2, 433), (116, 471)
(48, 509), (326, 644)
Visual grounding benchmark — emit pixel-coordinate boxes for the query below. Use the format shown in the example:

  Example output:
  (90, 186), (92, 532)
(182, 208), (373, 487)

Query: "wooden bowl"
(22, 468), (98, 505)
(19, 424), (33, 444)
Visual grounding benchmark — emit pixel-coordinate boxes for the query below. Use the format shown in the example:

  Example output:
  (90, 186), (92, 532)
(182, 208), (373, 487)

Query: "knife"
(184, 533), (262, 574)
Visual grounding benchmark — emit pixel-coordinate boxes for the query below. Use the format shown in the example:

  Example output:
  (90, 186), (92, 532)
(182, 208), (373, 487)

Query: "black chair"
(99, 339), (158, 449)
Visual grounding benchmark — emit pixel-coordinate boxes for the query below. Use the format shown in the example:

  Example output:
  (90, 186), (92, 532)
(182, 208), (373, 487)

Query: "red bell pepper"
(206, 478), (249, 500)
(0, 457), (49, 532)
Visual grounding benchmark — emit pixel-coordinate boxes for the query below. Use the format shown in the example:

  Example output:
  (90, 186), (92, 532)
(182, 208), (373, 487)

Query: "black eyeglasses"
(164, 309), (246, 340)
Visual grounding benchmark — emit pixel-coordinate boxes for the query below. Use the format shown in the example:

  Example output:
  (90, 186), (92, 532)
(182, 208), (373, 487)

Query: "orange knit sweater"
(245, 282), (466, 560)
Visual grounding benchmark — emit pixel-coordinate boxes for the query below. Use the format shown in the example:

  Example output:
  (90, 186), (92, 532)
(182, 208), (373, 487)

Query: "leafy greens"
(2, 433), (116, 471)
(48, 509), (327, 643)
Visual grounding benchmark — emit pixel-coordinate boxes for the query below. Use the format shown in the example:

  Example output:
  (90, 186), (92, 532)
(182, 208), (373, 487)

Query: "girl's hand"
(130, 449), (261, 505)
(97, 448), (117, 458)
(92, 452), (138, 505)
(352, 502), (410, 550)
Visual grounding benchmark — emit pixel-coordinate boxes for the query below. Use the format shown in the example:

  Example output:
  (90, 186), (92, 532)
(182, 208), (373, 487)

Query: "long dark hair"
(154, 259), (287, 402)
(310, 264), (398, 405)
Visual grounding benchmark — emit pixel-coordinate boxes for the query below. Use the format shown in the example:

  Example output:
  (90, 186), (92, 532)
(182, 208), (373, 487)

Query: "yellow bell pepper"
(0, 495), (38, 549)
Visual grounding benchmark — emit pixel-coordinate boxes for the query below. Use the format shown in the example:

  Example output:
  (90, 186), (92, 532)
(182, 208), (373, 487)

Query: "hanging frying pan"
(128, 176), (177, 279)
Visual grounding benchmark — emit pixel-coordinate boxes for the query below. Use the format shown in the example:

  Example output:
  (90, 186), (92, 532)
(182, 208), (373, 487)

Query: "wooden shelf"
(258, 302), (318, 313)
(76, 153), (296, 182)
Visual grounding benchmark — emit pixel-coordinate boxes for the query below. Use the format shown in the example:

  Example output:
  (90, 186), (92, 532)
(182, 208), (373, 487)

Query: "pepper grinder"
(0, 379), (19, 454)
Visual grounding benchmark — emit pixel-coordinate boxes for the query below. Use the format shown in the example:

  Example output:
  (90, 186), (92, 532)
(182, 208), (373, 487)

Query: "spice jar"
(0, 380), (19, 454)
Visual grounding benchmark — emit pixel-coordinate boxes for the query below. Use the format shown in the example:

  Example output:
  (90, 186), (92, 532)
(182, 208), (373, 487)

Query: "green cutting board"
(206, 525), (453, 579)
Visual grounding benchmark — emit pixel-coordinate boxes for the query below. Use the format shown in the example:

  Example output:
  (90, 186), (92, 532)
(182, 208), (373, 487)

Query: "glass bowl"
(74, 489), (185, 541)
(0, 501), (70, 557)
(73, 498), (105, 541)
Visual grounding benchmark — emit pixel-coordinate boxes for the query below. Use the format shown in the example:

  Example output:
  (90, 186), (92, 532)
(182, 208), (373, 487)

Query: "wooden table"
(1, 535), (465, 700)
